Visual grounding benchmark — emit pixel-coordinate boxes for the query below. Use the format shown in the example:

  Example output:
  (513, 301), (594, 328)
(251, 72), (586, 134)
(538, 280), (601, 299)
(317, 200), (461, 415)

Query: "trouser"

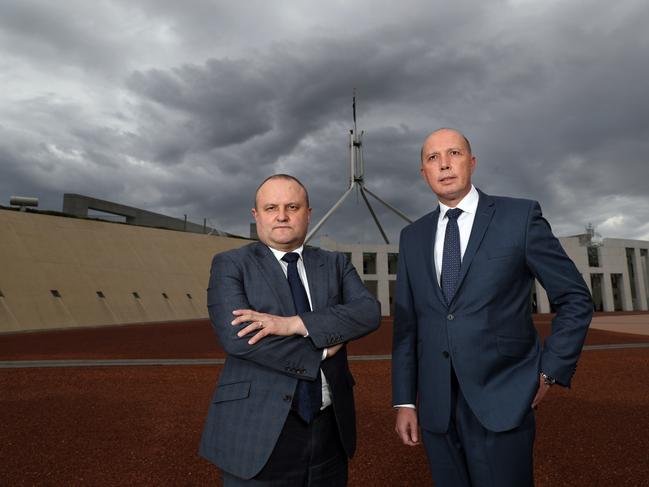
(222, 406), (348, 487)
(422, 370), (535, 487)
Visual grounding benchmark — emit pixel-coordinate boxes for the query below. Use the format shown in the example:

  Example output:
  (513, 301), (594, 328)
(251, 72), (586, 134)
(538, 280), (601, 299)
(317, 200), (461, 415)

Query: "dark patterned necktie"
(441, 208), (463, 304)
(281, 252), (322, 423)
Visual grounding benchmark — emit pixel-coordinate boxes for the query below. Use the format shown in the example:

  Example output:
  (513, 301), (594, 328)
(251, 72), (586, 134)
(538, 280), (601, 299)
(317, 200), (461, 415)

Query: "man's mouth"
(439, 175), (456, 183)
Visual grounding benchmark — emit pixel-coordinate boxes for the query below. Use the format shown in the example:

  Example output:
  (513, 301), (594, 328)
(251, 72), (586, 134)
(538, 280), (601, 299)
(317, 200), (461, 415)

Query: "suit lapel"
(302, 246), (326, 311)
(252, 242), (296, 316)
(452, 190), (495, 303)
(420, 208), (446, 306)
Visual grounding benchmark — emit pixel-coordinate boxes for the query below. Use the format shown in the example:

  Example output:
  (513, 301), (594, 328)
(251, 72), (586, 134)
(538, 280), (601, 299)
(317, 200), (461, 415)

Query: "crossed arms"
(207, 249), (381, 380)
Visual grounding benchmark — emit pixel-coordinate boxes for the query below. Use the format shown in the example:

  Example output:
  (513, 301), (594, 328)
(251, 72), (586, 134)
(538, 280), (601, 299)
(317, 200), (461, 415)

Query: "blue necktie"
(441, 208), (463, 304)
(281, 252), (322, 423)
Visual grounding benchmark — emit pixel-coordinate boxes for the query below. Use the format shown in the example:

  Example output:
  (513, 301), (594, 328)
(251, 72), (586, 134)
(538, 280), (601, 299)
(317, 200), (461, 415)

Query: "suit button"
(442, 351), (450, 358)
(447, 314), (454, 320)
(283, 395), (292, 402)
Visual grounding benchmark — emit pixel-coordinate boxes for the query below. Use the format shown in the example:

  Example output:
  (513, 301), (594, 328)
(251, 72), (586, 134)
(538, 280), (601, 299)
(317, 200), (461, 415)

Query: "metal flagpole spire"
(305, 94), (413, 244)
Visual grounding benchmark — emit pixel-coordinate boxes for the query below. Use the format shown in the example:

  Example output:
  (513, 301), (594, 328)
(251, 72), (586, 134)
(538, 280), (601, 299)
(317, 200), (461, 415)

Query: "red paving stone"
(1, 314), (649, 486)
(1, 314), (648, 361)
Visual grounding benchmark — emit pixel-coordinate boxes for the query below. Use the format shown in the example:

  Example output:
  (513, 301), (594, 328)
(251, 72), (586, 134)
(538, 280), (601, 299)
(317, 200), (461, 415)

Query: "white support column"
(535, 280), (551, 313)
(582, 272), (592, 295)
(351, 251), (363, 277)
(634, 248), (648, 310)
(377, 279), (390, 316)
(376, 251), (390, 316)
(621, 273), (634, 311)
(602, 273), (615, 311)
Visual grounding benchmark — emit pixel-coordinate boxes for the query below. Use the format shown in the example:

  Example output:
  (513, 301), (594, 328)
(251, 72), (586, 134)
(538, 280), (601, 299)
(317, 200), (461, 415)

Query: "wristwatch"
(541, 372), (556, 386)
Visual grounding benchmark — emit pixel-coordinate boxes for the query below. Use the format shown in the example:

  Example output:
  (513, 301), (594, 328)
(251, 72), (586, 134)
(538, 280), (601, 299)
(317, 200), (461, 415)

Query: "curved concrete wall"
(0, 209), (249, 333)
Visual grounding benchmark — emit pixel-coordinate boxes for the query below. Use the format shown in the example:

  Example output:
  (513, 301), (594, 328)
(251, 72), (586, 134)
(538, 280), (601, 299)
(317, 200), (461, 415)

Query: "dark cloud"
(0, 2), (134, 73)
(1, 0), (648, 243)
(128, 60), (276, 150)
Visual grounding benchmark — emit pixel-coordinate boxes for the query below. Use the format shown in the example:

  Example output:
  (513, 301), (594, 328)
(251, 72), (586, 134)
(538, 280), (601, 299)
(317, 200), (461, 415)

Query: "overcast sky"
(1, 0), (648, 244)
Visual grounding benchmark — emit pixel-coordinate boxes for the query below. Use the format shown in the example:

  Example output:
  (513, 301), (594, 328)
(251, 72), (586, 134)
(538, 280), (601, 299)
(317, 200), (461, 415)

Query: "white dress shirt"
(268, 245), (332, 409)
(434, 185), (479, 285)
(396, 185), (480, 409)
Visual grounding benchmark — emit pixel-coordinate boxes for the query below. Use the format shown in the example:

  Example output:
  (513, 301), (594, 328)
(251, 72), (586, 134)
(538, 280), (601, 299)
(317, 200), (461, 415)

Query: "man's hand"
(395, 407), (420, 446)
(531, 373), (552, 409)
(232, 309), (307, 345)
(326, 343), (344, 359)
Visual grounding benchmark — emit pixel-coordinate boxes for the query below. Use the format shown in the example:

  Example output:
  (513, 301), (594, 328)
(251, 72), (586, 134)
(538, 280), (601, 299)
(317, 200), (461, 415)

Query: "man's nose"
(277, 208), (288, 221)
(439, 155), (450, 169)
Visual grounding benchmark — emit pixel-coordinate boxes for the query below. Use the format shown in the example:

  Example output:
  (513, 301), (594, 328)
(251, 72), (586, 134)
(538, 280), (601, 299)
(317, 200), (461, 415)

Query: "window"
(641, 249), (649, 303)
(162, 292), (169, 299)
(186, 293), (193, 300)
(388, 253), (399, 275)
(363, 253), (377, 274)
(590, 274), (603, 312)
(0, 289), (4, 298)
(343, 252), (352, 264)
(587, 246), (600, 267)
(96, 291), (105, 298)
(610, 274), (624, 311)
(626, 248), (638, 305)
(50, 289), (61, 298)
(132, 292), (141, 299)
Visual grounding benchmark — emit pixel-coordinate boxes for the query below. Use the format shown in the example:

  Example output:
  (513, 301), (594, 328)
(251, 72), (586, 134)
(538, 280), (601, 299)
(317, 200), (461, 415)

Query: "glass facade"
(588, 246), (600, 267)
(363, 252), (377, 274)
(388, 253), (399, 275)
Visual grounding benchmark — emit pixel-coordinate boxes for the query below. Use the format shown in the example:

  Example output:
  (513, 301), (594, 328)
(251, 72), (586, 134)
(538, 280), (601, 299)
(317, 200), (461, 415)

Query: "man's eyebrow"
(263, 202), (302, 207)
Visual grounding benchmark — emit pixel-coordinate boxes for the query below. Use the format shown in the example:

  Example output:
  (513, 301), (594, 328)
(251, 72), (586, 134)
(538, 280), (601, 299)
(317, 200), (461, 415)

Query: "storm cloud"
(1, 0), (647, 243)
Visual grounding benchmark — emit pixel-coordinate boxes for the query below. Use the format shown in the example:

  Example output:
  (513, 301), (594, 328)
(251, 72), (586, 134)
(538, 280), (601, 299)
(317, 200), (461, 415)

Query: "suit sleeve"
(525, 201), (593, 386)
(391, 228), (419, 406)
(207, 252), (322, 380)
(301, 253), (381, 349)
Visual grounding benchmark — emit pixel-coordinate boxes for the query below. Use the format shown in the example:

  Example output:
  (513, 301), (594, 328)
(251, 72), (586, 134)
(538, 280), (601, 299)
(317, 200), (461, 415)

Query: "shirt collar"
(268, 245), (304, 263)
(439, 185), (479, 219)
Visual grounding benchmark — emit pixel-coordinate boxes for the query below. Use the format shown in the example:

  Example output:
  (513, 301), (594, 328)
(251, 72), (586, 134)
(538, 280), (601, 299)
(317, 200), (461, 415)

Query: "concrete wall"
(321, 234), (649, 316)
(3, 207), (647, 331)
(593, 238), (649, 312)
(0, 209), (249, 333)
(320, 237), (398, 316)
(62, 193), (230, 235)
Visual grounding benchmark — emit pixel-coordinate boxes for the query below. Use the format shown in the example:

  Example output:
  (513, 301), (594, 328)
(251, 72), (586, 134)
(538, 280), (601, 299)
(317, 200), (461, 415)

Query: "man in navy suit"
(392, 128), (592, 486)
(200, 174), (380, 486)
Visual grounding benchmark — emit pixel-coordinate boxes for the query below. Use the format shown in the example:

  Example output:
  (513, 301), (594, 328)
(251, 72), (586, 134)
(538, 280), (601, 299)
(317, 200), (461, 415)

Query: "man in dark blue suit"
(392, 128), (593, 486)
(200, 174), (380, 486)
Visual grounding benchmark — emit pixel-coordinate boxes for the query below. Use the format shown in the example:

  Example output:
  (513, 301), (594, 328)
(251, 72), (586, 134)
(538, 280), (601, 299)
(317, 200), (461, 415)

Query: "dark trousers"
(222, 407), (348, 487)
(422, 371), (535, 487)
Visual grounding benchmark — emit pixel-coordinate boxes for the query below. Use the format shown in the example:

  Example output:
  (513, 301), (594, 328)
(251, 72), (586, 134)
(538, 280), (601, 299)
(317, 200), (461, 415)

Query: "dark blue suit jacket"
(392, 190), (592, 433)
(200, 242), (380, 479)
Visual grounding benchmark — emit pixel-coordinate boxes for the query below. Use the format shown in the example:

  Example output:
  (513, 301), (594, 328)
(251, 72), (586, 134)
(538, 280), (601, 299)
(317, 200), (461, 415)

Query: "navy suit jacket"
(199, 242), (380, 479)
(392, 190), (592, 433)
